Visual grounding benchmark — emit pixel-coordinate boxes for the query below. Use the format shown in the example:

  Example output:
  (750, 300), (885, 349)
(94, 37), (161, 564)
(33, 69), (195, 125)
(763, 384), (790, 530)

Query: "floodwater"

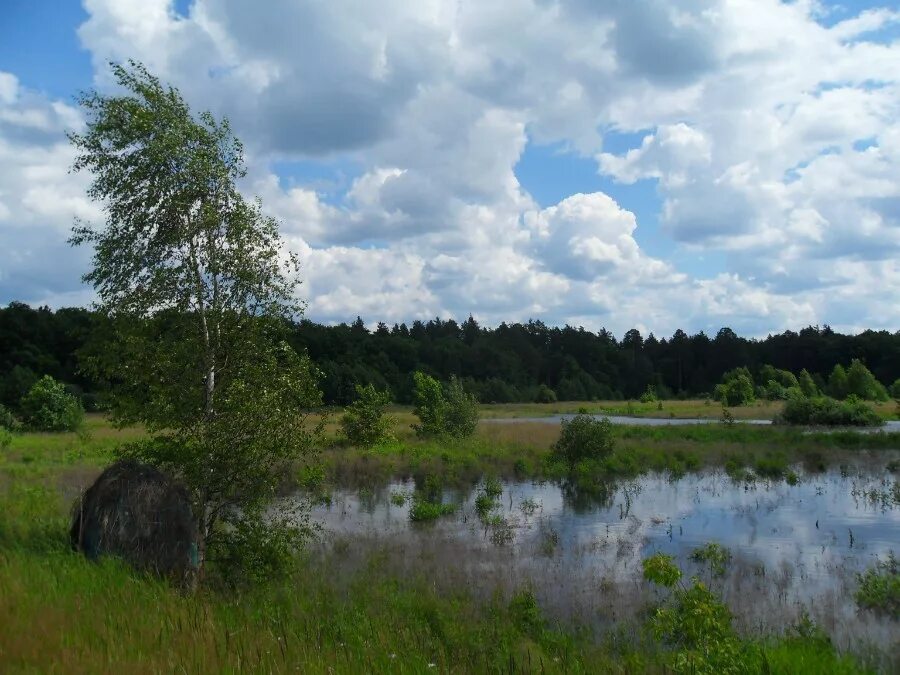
(307, 468), (899, 664)
(484, 413), (900, 431)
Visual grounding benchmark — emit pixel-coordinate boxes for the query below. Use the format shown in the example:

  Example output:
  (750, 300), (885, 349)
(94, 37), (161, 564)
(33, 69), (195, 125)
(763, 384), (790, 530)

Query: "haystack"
(70, 459), (199, 584)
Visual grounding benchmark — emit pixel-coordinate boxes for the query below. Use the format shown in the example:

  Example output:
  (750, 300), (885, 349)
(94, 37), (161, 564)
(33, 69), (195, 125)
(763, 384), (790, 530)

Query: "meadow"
(1, 402), (898, 673)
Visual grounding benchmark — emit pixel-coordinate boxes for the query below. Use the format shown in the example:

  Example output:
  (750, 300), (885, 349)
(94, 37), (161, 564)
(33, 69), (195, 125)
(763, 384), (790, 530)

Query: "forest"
(2, 300), (899, 407)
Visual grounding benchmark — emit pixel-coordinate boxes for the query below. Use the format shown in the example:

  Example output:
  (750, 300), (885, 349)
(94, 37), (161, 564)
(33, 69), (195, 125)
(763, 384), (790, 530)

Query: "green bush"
(534, 384), (557, 404)
(412, 371), (445, 436)
(553, 414), (614, 465)
(19, 375), (84, 431)
(639, 385), (657, 403)
(341, 384), (394, 447)
(778, 395), (882, 427)
(0, 427), (11, 450)
(412, 372), (478, 438)
(713, 367), (755, 406)
(444, 376), (479, 438)
(855, 553), (899, 618)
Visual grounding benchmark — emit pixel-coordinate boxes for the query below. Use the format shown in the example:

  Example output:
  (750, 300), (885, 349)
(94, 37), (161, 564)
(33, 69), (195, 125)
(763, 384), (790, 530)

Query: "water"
(307, 468), (900, 659)
(484, 413), (900, 431)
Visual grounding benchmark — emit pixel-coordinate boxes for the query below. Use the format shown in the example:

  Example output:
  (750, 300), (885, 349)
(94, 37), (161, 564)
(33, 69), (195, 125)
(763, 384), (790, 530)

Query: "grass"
(0, 411), (890, 673)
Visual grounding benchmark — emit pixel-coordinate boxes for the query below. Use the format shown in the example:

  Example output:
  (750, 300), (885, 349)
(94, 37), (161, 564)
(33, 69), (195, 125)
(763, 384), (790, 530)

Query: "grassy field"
(1, 405), (897, 672)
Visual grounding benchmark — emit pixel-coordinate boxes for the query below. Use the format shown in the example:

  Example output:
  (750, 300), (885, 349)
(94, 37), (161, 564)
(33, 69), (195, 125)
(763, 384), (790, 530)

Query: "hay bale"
(70, 459), (199, 584)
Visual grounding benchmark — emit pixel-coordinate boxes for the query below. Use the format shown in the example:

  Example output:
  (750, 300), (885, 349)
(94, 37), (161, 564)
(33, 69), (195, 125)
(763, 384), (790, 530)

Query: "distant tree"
(890, 378), (900, 400)
(845, 359), (889, 401)
(0, 403), (18, 430)
(0, 365), (38, 410)
(798, 369), (819, 398)
(828, 364), (849, 399)
(20, 375), (84, 432)
(69, 62), (321, 581)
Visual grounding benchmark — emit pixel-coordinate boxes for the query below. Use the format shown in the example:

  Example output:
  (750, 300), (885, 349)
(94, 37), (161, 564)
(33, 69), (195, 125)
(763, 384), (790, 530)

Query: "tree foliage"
(69, 62), (321, 579)
(5, 301), (900, 408)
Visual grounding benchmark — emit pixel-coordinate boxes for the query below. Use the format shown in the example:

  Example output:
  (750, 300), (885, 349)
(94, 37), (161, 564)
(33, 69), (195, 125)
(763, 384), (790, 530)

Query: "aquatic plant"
(690, 543), (732, 577)
(408, 498), (456, 522)
(855, 553), (899, 618)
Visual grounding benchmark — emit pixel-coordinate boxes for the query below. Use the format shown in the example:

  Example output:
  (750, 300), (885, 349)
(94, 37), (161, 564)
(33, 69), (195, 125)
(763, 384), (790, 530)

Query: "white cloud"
(0, 0), (898, 336)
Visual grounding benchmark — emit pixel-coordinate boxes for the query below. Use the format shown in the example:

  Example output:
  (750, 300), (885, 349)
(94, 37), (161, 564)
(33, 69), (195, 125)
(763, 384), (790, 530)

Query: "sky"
(0, 0), (898, 338)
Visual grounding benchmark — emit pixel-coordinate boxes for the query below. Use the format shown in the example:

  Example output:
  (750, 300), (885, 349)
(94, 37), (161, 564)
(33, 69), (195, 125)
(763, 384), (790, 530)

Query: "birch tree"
(70, 61), (321, 581)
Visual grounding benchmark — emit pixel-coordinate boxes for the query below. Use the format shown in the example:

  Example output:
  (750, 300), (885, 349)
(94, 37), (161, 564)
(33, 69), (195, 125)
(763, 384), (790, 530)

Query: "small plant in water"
(690, 542), (732, 577)
(519, 497), (538, 516)
(475, 492), (497, 519)
(855, 553), (899, 618)
(482, 476), (503, 499)
(486, 514), (514, 545)
(390, 491), (408, 506)
(538, 527), (559, 557)
(409, 498), (456, 522)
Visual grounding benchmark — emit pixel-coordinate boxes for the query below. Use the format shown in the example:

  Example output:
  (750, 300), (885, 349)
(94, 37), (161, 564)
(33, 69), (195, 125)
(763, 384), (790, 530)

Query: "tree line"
(3, 301), (899, 408)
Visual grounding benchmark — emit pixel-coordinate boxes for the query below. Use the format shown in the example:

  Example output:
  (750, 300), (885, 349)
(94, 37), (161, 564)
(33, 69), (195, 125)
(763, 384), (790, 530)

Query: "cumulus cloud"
(1, 0), (898, 336)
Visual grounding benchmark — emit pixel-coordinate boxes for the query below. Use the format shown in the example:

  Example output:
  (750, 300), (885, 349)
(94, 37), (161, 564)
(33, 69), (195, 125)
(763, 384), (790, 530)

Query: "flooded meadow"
(308, 466), (899, 667)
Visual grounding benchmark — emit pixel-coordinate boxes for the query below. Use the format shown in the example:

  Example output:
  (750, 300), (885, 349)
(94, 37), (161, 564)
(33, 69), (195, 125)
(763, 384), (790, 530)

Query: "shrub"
(508, 589), (544, 637)
(412, 371), (446, 436)
(713, 367), (755, 406)
(341, 384), (394, 447)
(554, 414), (615, 465)
(639, 385), (657, 403)
(779, 395), (882, 427)
(855, 553), (899, 618)
(444, 376), (479, 438)
(409, 498), (456, 522)
(19, 375), (84, 431)
(643, 552), (744, 673)
(534, 384), (557, 404)
(0, 427), (10, 450)
(891, 378), (900, 400)
(412, 372), (478, 438)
